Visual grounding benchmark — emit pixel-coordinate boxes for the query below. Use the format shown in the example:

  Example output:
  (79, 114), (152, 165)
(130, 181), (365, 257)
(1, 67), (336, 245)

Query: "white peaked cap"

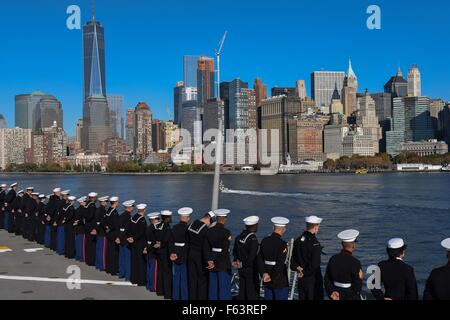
(214, 209), (230, 217)
(161, 210), (173, 216)
(39, 194), (46, 199)
(388, 238), (406, 249)
(338, 230), (360, 243)
(68, 196), (77, 201)
(441, 238), (450, 251)
(244, 216), (260, 226)
(137, 204), (147, 210)
(26, 186), (34, 190)
(10, 183), (18, 188)
(61, 190), (71, 195)
(207, 211), (216, 218)
(305, 216), (323, 224)
(77, 196), (87, 203)
(1, 184), (7, 188)
(178, 207), (193, 216)
(109, 196), (119, 202)
(98, 196), (109, 202)
(31, 192), (39, 196)
(53, 188), (61, 193)
(88, 192), (98, 198)
(123, 200), (135, 207)
(147, 212), (161, 219)
(271, 217), (290, 227)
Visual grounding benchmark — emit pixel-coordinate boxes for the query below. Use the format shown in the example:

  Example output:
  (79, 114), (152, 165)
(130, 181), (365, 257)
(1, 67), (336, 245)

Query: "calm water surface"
(1, 173), (449, 296)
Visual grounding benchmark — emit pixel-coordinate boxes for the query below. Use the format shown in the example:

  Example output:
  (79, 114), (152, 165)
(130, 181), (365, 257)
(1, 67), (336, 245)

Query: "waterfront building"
(356, 90), (383, 154)
(81, 5), (113, 151)
(311, 71), (345, 112)
(125, 108), (135, 149)
(0, 128), (32, 169)
(107, 95), (125, 139)
(398, 139), (448, 156)
(97, 137), (130, 162)
(438, 104), (450, 146)
(407, 64), (421, 97)
(429, 99), (446, 138)
(152, 119), (166, 152)
(342, 129), (377, 157)
(31, 121), (68, 165)
(324, 124), (349, 160)
(341, 60), (358, 117)
(288, 116), (325, 162)
(67, 153), (109, 171)
(134, 102), (153, 161)
(164, 121), (180, 151)
(370, 92), (392, 122)
(75, 119), (83, 150)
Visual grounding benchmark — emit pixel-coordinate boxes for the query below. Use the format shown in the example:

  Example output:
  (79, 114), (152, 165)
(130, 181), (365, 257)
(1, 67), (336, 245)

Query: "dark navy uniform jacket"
(204, 223), (232, 273)
(290, 231), (322, 278)
(257, 233), (289, 289)
(233, 230), (259, 275)
(118, 211), (132, 245)
(324, 250), (363, 299)
(5, 189), (16, 211)
(94, 206), (108, 236)
(74, 206), (86, 235)
(154, 222), (172, 258)
(424, 263), (450, 300)
(129, 214), (147, 251)
(371, 258), (418, 300)
(84, 202), (97, 234)
(104, 208), (120, 242)
(169, 222), (189, 265)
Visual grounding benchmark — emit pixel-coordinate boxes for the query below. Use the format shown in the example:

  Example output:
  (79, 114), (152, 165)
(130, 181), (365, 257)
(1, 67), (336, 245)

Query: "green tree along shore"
(2, 153), (450, 173)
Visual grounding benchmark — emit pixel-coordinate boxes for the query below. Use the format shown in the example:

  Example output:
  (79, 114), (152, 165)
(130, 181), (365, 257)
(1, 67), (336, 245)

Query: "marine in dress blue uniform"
(145, 212), (160, 292)
(56, 191), (71, 255)
(94, 196), (109, 271)
(118, 200), (134, 281)
(169, 207), (192, 300)
(324, 230), (363, 301)
(84, 193), (98, 266)
(104, 197), (120, 276)
(74, 197), (87, 262)
(36, 194), (47, 245)
(423, 238), (450, 300)
(129, 204), (148, 287)
(204, 209), (233, 301)
(258, 217), (290, 301)
(154, 211), (173, 299)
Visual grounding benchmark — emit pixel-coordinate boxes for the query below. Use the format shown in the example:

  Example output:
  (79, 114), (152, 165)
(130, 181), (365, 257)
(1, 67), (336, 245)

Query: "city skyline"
(0, 0), (450, 135)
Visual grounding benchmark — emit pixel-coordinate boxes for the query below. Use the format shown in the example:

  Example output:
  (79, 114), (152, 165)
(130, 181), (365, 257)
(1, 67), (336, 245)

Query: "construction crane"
(211, 31), (228, 212)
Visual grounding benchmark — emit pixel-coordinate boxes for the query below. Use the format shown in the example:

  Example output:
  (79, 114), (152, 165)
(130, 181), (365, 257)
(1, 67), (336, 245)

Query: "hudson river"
(1, 173), (449, 297)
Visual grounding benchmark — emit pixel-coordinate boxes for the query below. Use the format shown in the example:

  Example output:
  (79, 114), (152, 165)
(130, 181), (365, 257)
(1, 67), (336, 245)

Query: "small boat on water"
(442, 165), (450, 172)
(219, 181), (229, 193)
(355, 169), (369, 174)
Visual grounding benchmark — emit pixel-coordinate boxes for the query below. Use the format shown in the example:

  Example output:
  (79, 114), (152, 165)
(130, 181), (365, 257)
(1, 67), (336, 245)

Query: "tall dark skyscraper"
(197, 56), (215, 108)
(82, 1), (112, 152)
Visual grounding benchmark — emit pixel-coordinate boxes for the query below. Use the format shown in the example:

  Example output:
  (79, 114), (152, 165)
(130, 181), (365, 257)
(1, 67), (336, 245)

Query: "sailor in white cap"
(117, 200), (135, 281)
(233, 216), (260, 300)
(153, 209), (173, 299)
(290, 216), (324, 301)
(168, 208), (193, 300)
(186, 210), (216, 300)
(10, 189), (25, 236)
(104, 197), (120, 275)
(324, 230), (363, 301)
(0, 184), (8, 230)
(204, 209), (233, 300)
(73, 196), (88, 262)
(36, 194), (47, 245)
(128, 204), (148, 287)
(144, 212), (160, 292)
(258, 217), (290, 300)
(424, 238), (450, 300)
(62, 196), (77, 259)
(84, 192), (99, 266)
(21, 187), (35, 240)
(3, 182), (18, 232)
(26, 192), (40, 242)
(94, 196), (110, 271)
(371, 238), (418, 300)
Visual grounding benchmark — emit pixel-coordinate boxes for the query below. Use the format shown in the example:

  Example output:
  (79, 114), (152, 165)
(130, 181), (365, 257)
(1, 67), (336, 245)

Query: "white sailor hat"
(98, 196), (110, 202)
(17, 190), (24, 194)
(61, 190), (71, 195)
(147, 212), (161, 219)
(388, 238), (406, 250)
(441, 238), (450, 251)
(123, 200), (135, 208)
(178, 207), (193, 216)
(244, 216), (260, 226)
(26, 186), (34, 191)
(31, 192), (39, 196)
(53, 188), (61, 193)
(1, 184), (7, 188)
(137, 204), (147, 210)
(88, 192), (98, 198)
(68, 196), (77, 201)
(38, 194), (46, 199)
(271, 217), (290, 227)
(11, 183), (18, 188)
(305, 216), (323, 224)
(207, 211), (216, 218)
(214, 209), (230, 217)
(77, 196), (87, 203)
(161, 210), (173, 216)
(109, 196), (119, 203)
(338, 230), (360, 243)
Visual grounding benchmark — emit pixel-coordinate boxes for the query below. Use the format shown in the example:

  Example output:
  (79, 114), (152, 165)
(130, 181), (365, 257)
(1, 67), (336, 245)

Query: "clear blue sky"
(0, 0), (449, 135)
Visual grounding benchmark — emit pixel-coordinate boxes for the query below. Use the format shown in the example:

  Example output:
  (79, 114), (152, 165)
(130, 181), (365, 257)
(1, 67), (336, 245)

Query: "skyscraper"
(15, 92), (63, 132)
(184, 56), (199, 89)
(107, 96), (124, 139)
(384, 67), (408, 99)
(296, 80), (307, 100)
(197, 56), (215, 108)
(341, 60), (358, 116)
(356, 90), (382, 154)
(125, 108), (135, 149)
(311, 71), (345, 112)
(254, 78), (268, 108)
(152, 119), (166, 152)
(0, 114), (7, 129)
(174, 81), (184, 126)
(134, 102), (153, 161)
(407, 64), (421, 97)
(82, 2), (112, 151)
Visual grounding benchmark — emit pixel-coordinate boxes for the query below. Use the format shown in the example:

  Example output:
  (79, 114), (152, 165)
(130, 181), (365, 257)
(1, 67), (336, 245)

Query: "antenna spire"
(92, 0), (95, 21)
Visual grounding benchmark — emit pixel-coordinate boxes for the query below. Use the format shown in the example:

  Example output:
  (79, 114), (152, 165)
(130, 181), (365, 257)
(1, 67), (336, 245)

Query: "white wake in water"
(223, 189), (307, 198)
